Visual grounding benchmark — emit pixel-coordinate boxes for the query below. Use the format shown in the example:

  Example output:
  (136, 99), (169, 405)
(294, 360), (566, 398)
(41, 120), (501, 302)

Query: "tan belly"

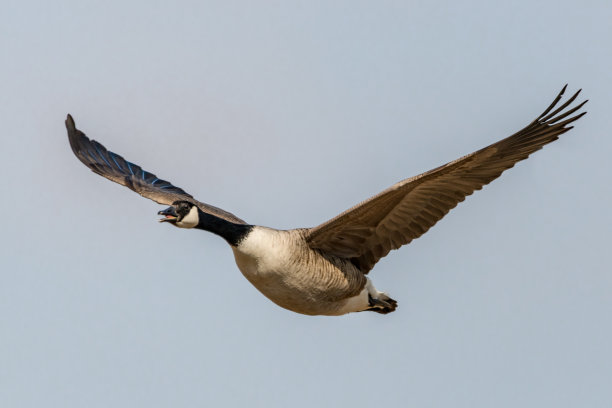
(231, 247), (368, 316)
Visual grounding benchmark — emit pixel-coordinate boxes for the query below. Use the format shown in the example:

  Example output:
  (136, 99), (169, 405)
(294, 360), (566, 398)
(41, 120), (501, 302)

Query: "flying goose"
(66, 86), (587, 316)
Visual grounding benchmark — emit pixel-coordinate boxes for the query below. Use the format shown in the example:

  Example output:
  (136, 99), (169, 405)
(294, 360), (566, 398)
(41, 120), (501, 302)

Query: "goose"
(66, 86), (587, 316)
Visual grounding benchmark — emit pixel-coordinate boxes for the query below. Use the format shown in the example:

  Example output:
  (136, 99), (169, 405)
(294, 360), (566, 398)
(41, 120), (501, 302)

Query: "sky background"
(1, 1), (611, 407)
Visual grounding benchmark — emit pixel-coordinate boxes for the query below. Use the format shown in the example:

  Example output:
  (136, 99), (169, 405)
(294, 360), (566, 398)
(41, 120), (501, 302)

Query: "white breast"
(232, 226), (296, 278)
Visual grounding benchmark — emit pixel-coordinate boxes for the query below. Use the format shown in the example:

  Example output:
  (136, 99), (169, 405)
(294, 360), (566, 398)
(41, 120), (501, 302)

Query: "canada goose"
(66, 86), (587, 316)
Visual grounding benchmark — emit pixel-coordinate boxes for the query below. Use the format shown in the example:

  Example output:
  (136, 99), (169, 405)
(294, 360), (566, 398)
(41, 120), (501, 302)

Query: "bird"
(66, 85), (587, 316)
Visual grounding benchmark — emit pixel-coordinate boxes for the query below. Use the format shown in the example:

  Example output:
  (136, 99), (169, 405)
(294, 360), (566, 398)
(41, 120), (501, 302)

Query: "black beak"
(158, 206), (178, 223)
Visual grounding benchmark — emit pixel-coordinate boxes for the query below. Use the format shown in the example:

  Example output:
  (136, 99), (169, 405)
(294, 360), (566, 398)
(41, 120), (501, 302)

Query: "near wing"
(306, 86), (587, 273)
(66, 114), (246, 224)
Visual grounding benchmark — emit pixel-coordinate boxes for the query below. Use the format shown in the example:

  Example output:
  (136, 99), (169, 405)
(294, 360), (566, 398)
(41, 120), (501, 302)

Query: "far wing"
(66, 114), (246, 224)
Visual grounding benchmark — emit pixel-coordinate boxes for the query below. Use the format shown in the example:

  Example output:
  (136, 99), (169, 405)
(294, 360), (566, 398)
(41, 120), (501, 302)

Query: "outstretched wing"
(66, 114), (246, 224)
(306, 86), (587, 273)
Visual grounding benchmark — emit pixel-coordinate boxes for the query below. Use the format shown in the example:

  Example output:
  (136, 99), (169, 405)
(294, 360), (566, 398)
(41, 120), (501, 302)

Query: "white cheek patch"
(176, 206), (199, 228)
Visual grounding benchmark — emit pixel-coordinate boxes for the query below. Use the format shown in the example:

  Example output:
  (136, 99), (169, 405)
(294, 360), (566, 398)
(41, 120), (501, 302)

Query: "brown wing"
(306, 86), (587, 273)
(66, 114), (246, 224)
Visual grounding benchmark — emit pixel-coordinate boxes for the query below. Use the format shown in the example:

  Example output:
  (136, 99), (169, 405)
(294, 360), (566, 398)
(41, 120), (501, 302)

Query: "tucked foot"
(366, 293), (398, 314)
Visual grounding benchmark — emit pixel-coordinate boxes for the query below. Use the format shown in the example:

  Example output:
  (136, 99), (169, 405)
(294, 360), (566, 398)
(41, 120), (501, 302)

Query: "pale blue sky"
(1, 1), (611, 407)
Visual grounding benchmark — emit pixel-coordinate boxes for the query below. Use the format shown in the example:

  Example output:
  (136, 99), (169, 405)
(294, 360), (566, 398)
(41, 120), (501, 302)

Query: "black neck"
(194, 209), (253, 246)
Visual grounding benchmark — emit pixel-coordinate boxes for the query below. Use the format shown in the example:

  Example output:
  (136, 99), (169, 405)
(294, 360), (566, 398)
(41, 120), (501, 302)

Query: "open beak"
(158, 206), (178, 223)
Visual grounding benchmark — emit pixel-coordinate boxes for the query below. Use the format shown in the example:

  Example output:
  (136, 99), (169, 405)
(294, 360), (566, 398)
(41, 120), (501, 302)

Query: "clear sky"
(1, 1), (611, 407)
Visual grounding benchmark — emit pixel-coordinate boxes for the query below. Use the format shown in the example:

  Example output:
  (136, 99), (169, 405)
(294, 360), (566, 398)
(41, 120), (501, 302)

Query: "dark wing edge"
(305, 85), (587, 272)
(65, 114), (247, 224)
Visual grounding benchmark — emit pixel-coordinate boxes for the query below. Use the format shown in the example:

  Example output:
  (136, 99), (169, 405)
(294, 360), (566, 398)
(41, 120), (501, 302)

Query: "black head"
(158, 201), (200, 228)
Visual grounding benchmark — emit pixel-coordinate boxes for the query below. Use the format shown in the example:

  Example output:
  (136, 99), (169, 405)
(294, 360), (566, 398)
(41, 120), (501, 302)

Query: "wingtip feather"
(65, 114), (76, 132)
